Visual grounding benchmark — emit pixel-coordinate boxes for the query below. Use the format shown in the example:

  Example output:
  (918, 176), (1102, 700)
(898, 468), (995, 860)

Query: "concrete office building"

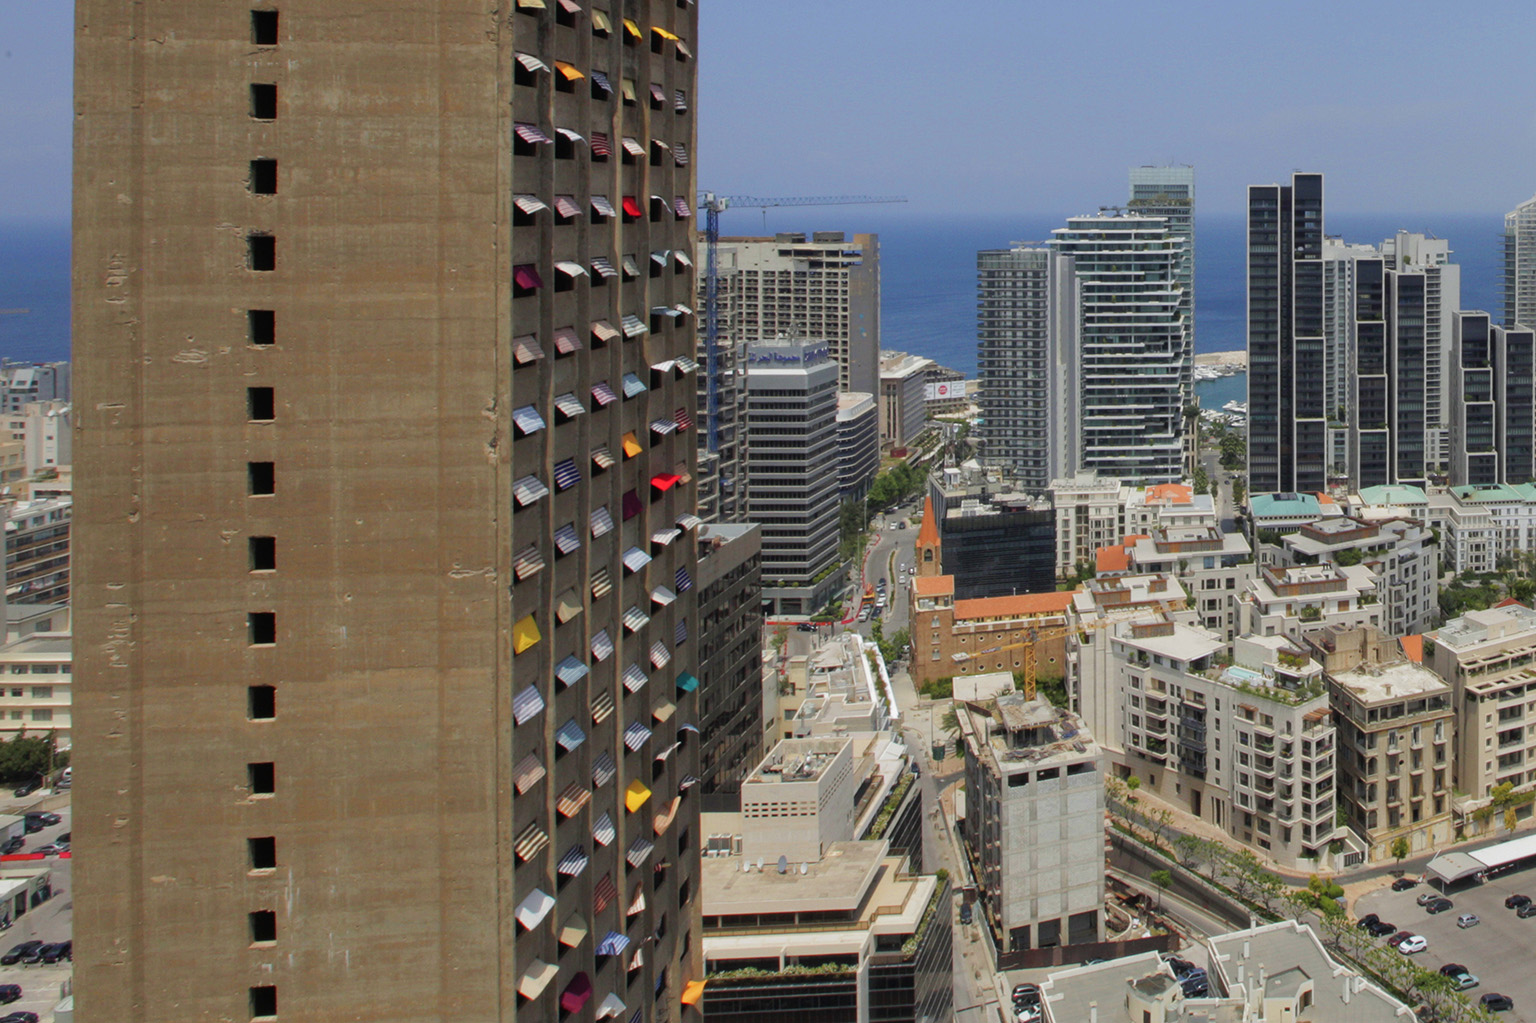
(1310, 626), (1454, 864)
(1052, 214), (1187, 484)
(1506, 191), (1536, 328)
(878, 352), (931, 452)
(956, 694), (1105, 952)
(697, 523), (766, 811)
(710, 232), (880, 396)
(745, 339), (842, 615)
(73, 4), (703, 1021)
(1427, 605), (1536, 803)
(699, 833), (951, 1023)
(1449, 311), (1536, 486)
(975, 245), (1077, 489)
(1249, 173), (1327, 494)
(834, 392), (879, 500)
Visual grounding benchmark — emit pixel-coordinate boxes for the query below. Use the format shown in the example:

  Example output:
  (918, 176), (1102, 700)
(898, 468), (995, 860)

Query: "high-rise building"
(834, 392), (879, 500)
(975, 245), (1076, 489)
(695, 523), (765, 811)
(73, 4), (703, 1021)
(709, 232), (880, 396)
(1449, 311), (1536, 485)
(744, 339), (841, 615)
(1052, 214), (1187, 484)
(1505, 191), (1536, 328)
(1129, 165), (1195, 472)
(1248, 173), (1327, 494)
(695, 289), (748, 522)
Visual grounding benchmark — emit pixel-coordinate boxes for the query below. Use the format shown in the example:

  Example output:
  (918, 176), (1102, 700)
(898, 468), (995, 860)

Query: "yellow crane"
(951, 601), (1185, 700)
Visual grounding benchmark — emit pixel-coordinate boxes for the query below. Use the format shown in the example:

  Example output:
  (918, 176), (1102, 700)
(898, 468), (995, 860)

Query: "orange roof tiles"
(916, 494), (940, 548)
(953, 590), (1077, 621)
(1495, 597), (1529, 610)
(912, 575), (954, 598)
(1146, 483), (1192, 504)
(1317, 492), (1337, 505)
(1399, 635), (1423, 663)
(1096, 545), (1129, 573)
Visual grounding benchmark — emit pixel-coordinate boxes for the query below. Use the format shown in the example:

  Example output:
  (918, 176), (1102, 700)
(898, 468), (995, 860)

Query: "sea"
(0, 209), (1508, 391)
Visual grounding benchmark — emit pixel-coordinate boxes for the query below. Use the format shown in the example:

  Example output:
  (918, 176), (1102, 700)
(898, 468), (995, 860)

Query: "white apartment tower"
(1505, 192), (1536, 328)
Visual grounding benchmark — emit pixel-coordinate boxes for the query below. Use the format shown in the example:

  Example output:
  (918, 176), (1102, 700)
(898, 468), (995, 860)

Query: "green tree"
(939, 707), (959, 735)
(838, 498), (868, 564)
(1391, 835), (1410, 865)
(1232, 476), (1247, 506)
(1192, 465), (1209, 494)
(1219, 432), (1246, 470)
(1507, 806), (1520, 833)
(1150, 869), (1172, 911)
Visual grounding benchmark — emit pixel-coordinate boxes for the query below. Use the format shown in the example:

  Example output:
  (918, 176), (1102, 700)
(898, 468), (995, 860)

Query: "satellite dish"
(777, 854), (789, 874)
(756, 857), (764, 872)
(800, 862), (808, 875)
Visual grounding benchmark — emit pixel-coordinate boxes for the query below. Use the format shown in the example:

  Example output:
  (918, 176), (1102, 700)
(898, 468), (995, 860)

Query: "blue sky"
(3, 2), (1534, 223)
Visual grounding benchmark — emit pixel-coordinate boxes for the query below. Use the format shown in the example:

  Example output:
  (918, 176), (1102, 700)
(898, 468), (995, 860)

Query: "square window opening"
(247, 234), (275, 271)
(248, 685), (276, 719)
(250, 909), (277, 943)
(250, 984), (277, 1018)
(249, 536), (276, 571)
(250, 159), (277, 195)
(248, 612), (276, 646)
(248, 309), (275, 346)
(248, 461), (275, 495)
(250, 83), (277, 120)
(248, 762), (275, 795)
(251, 10), (279, 45)
(247, 386), (275, 421)
(248, 836), (277, 871)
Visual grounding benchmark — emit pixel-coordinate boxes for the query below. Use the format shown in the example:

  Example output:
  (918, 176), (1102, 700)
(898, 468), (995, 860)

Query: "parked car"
(1387, 930), (1413, 947)
(1011, 983), (1041, 1007)
(0, 1012), (39, 1023)
(1506, 894), (1531, 910)
(1518, 903), (1536, 919)
(36, 943), (67, 965)
(35, 814), (58, 827)
(1427, 898), (1455, 914)
(0, 943), (40, 967)
(1180, 971), (1210, 998)
(17, 944), (45, 965)
(32, 845), (63, 857)
(10, 780), (38, 799)
(1451, 971), (1481, 991)
(1417, 892), (1438, 906)
(0, 987), (18, 1005)
(1391, 877), (1417, 892)
(56, 833), (67, 845)
(1356, 913), (1380, 930)
(1366, 919), (1397, 937)
(1457, 913), (1481, 929)
(1397, 935), (1427, 954)
(1163, 956), (1199, 979)
(0, 837), (20, 855)
(1440, 963), (1469, 978)
(958, 903), (972, 925)
(1481, 993), (1515, 1012)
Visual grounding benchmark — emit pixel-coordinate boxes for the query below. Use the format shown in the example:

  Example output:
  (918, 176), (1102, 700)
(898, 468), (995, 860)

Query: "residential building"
(699, 835), (950, 1023)
(0, 363), (69, 416)
(1311, 625), (1453, 863)
(0, 497), (71, 607)
(878, 351), (931, 452)
(975, 245), (1076, 489)
(1122, 525), (1254, 640)
(1506, 191), (1536, 328)
(1051, 213), (1187, 483)
(1275, 516), (1437, 636)
(1114, 624), (1340, 867)
(1243, 563), (1380, 641)
(1321, 237), (1379, 475)
(833, 392), (879, 500)
(1121, 481), (1218, 535)
(1128, 166), (1195, 471)
(3, 402), (71, 478)
(0, 614), (72, 746)
(956, 694), (1105, 952)
(1038, 920), (1413, 1023)
(923, 362), (970, 415)
(777, 633), (893, 741)
(1066, 572), (1194, 753)
(1449, 311), (1536, 485)
(1382, 232), (1460, 473)
(1427, 605), (1536, 806)
(745, 338), (841, 615)
(908, 578), (1076, 687)
(710, 231), (880, 396)
(73, 4), (703, 1021)
(1248, 173), (1327, 494)
(697, 523), (765, 811)
(925, 469), (1056, 599)
(1050, 472), (1125, 577)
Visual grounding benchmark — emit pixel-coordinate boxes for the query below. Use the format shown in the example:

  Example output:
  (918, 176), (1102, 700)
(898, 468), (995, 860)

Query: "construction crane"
(951, 601), (1187, 700)
(697, 193), (907, 457)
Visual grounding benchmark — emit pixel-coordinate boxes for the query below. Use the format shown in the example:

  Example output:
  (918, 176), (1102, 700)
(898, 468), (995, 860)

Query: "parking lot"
(1358, 872), (1536, 1019)
(0, 793), (72, 1021)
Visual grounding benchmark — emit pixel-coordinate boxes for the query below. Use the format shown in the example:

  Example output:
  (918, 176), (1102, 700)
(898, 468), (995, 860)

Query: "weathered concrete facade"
(74, 3), (701, 1021)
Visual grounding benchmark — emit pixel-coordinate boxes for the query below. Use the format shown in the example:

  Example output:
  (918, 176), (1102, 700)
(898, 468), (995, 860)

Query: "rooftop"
(1436, 604), (1536, 650)
(1248, 491), (1322, 520)
(1451, 483), (1523, 503)
(1115, 621), (1225, 664)
(1356, 483), (1428, 506)
(959, 694), (1100, 775)
(1329, 658), (1449, 704)
(1208, 920), (1410, 1023)
(953, 590), (1076, 621)
(701, 840), (892, 917)
(746, 737), (850, 786)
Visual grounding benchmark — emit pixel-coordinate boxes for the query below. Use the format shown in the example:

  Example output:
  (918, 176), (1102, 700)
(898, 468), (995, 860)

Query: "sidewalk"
(1119, 786), (1329, 884)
